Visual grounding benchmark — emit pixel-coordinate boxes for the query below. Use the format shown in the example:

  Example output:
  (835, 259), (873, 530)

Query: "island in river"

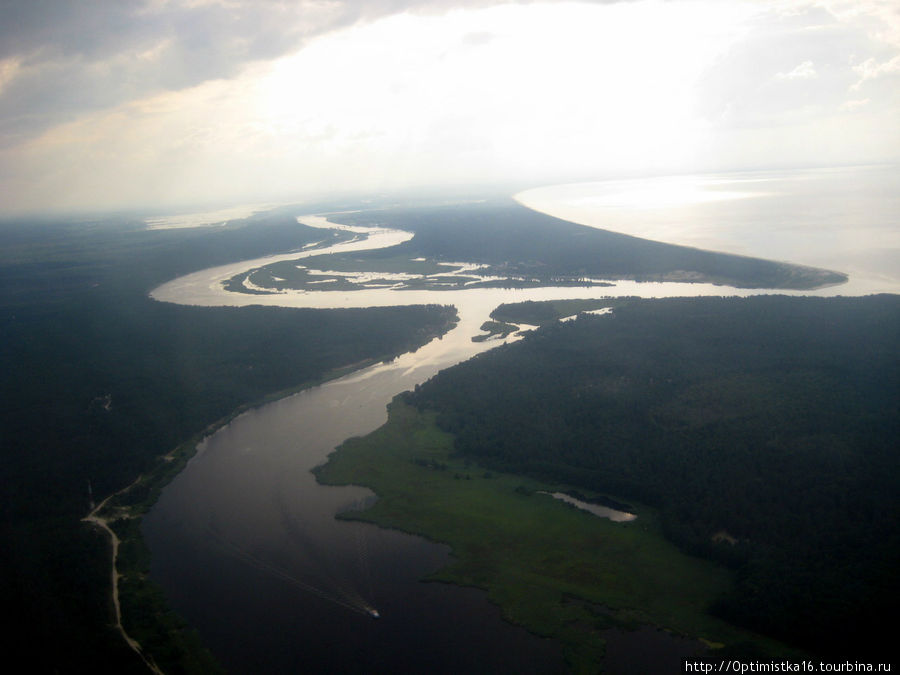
(222, 200), (847, 296)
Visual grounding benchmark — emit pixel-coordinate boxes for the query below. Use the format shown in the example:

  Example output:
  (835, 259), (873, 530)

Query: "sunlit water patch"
(538, 491), (637, 522)
(145, 203), (279, 230)
(516, 165), (900, 295)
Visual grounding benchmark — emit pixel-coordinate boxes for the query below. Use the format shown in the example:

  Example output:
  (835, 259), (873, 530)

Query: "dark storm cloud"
(0, 0), (621, 146)
(0, 0), (336, 144)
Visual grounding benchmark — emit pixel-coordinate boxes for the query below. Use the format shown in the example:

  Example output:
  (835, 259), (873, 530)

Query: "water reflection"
(538, 491), (637, 522)
(516, 165), (900, 296)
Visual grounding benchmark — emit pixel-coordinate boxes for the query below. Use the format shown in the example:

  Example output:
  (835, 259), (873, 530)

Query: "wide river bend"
(144, 177), (889, 672)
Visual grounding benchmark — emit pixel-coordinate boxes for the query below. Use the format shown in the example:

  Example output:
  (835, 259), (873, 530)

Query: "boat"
(368, 608), (380, 619)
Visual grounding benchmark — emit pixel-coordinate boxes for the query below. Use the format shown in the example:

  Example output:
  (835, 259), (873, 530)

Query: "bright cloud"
(776, 60), (817, 79)
(840, 97), (871, 111)
(853, 54), (900, 86)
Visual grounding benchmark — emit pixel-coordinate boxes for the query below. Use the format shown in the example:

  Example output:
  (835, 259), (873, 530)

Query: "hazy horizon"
(2, 0), (899, 216)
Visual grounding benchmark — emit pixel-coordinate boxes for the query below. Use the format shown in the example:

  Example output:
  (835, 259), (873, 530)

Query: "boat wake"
(206, 525), (380, 619)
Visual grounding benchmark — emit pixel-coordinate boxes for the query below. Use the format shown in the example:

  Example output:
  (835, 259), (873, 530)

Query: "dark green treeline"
(408, 294), (900, 659)
(0, 209), (455, 673)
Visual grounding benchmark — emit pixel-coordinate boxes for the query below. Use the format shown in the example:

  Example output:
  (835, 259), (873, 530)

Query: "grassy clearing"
(315, 399), (785, 672)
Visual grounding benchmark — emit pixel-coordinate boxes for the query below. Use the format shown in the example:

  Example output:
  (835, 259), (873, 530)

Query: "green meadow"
(316, 399), (787, 672)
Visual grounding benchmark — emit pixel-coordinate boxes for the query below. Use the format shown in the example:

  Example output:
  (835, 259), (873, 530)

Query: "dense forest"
(0, 209), (456, 673)
(336, 200), (847, 289)
(408, 295), (900, 658)
(0, 196), (886, 670)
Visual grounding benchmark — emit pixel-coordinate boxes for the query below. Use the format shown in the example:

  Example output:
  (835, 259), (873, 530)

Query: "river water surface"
(143, 166), (897, 673)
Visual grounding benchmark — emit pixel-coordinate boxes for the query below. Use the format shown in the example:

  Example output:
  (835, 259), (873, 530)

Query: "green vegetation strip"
(472, 320), (519, 342)
(490, 298), (626, 325)
(316, 399), (784, 672)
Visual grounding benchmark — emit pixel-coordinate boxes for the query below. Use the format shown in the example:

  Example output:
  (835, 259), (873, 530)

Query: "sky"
(0, 0), (898, 216)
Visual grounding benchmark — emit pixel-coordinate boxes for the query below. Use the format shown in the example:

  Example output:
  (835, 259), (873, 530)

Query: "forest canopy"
(0, 210), (456, 672)
(408, 294), (900, 658)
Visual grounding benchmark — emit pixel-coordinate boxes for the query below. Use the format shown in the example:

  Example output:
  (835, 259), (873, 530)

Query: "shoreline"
(83, 492), (165, 675)
(514, 167), (900, 297)
(82, 312), (456, 673)
(312, 397), (795, 671)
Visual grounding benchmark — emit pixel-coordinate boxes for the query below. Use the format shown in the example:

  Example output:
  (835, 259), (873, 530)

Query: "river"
(142, 165), (897, 673)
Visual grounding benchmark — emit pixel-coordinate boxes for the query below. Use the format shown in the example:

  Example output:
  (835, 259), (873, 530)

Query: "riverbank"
(85, 315), (457, 674)
(83, 496), (166, 675)
(314, 399), (792, 672)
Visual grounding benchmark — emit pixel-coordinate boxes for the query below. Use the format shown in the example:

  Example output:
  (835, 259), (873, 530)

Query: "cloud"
(0, 0), (340, 143)
(840, 97), (870, 111)
(812, 0), (900, 48)
(776, 59), (817, 79)
(696, 0), (900, 129)
(0, 0), (625, 146)
(0, 57), (21, 94)
(0, 1), (725, 214)
(852, 53), (900, 88)
(461, 30), (496, 47)
(1, 0), (898, 215)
